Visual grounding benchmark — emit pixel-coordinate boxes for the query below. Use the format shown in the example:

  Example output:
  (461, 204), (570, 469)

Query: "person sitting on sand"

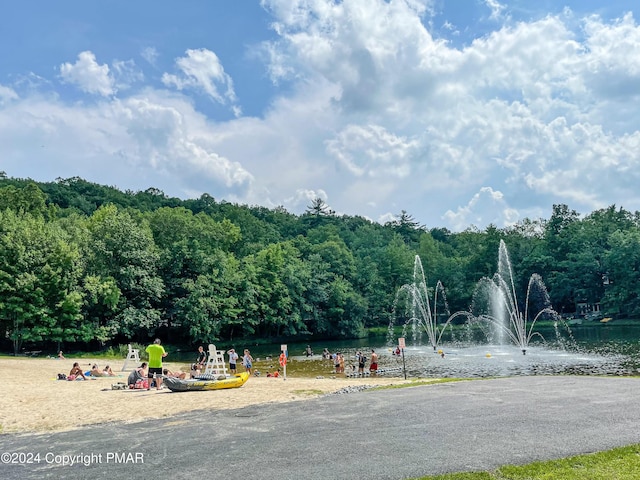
(58, 351), (65, 360)
(163, 368), (186, 379)
(69, 362), (87, 380)
(127, 362), (147, 387)
(103, 365), (116, 376)
(90, 364), (106, 377)
(190, 363), (201, 378)
(267, 368), (281, 378)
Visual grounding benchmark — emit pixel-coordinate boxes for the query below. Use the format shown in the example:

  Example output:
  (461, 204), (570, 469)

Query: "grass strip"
(414, 444), (640, 480)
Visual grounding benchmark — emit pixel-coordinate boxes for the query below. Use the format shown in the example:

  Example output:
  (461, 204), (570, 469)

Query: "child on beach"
(242, 349), (254, 375)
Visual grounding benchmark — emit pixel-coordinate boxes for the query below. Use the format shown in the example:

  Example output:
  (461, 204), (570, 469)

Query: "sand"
(0, 357), (412, 434)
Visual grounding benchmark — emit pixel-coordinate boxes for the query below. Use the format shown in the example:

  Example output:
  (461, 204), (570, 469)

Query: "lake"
(188, 323), (640, 379)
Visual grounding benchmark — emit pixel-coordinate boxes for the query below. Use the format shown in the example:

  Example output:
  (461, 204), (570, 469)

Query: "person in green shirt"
(146, 338), (167, 390)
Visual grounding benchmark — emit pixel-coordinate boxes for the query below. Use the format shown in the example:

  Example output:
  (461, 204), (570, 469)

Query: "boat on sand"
(163, 372), (249, 392)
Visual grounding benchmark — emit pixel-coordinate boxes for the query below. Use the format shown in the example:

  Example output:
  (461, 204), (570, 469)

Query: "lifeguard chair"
(204, 344), (228, 377)
(121, 344), (140, 371)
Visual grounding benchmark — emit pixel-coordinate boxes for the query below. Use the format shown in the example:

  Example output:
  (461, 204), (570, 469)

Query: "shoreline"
(0, 357), (414, 434)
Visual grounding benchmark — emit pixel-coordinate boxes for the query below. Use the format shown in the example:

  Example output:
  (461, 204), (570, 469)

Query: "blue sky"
(2, 0), (640, 231)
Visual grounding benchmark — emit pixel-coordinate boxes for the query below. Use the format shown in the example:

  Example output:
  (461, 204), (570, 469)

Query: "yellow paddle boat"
(163, 372), (249, 392)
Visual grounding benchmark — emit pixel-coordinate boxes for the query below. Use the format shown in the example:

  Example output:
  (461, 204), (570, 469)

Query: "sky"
(2, 0), (640, 231)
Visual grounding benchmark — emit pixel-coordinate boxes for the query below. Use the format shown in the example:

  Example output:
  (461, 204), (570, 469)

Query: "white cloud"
(111, 60), (144, 90)
(162, 49), (239, 111)
(141, 47), (159, 67)
(325, 124), (418, 177)
(59, 51), (115, 97)
(378, 212), (397, 224)
(0, 90), (253, 197)
(484, 0), (507, 21)
(285, 188), (329, 210)
(111, 93), (253, 189)
(0, 84), (18, 105)
(443, 187), (518, 230)
(7, 2), (640, 232)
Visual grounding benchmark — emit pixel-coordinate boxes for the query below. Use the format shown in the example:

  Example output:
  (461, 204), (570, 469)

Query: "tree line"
(1, 175), (639, 354)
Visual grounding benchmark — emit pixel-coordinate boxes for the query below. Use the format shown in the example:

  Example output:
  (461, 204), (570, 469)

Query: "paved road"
(1, 376), (640, 479)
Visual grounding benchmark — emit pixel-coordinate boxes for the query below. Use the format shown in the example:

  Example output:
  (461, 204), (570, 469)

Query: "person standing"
(279, 350), (287, 379)
(228, 348), (239, 374)
(196, 345), (207, 367)
(357, 351), (367, 376)
(369, 349), (378, 374)
(242, 349), (254, 375)
(146, 338), (167, 390)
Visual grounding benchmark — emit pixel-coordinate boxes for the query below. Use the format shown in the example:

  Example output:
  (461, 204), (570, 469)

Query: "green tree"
(249, 242), (308, 337)
(175, 251), (243, 343)
(324, 276), (367, 337)
(147, 207), (241, 330)
(0, 211), (84, 353)
(81, 275), (121, 343)
(86, 205), (164, 338)
(0, 183), (54, 219)
(603, 229), (640, 316)
(385, 210), (424, 246)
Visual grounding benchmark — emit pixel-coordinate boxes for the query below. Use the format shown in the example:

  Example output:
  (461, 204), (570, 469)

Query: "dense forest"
(1, 173), (639, 354)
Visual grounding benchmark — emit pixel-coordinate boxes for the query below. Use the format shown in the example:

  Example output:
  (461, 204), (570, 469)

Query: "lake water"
(197, 323), (640, 378)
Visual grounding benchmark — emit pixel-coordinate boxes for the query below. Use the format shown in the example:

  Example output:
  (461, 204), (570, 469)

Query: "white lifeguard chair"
(204, 344), (228, 377)
(121, 344), (140, 371)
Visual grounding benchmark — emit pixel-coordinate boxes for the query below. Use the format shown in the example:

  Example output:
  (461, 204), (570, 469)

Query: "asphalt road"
(1, 376), (640, 479)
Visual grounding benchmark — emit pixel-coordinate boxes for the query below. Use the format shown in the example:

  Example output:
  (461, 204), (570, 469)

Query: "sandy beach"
(0, 357), (413, 434)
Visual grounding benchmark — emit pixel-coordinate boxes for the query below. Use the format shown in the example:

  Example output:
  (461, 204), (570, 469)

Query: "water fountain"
(391, 255), (473, 351)
(388, 241), (628, 378)
(471, 240), (560, 355)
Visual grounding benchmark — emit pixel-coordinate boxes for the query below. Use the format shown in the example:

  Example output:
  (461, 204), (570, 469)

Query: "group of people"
(64, 340), (388, 387)
(356, 350), (378, 374)
(190, 345), (254, 376)
(62, 340), (290, 387)
(91, 364), (116, 377)
(66, 362), (116, 380)
(323, 349), (379, 375)
(125, 338), (170, 389)
(143, 342), (261, 385)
